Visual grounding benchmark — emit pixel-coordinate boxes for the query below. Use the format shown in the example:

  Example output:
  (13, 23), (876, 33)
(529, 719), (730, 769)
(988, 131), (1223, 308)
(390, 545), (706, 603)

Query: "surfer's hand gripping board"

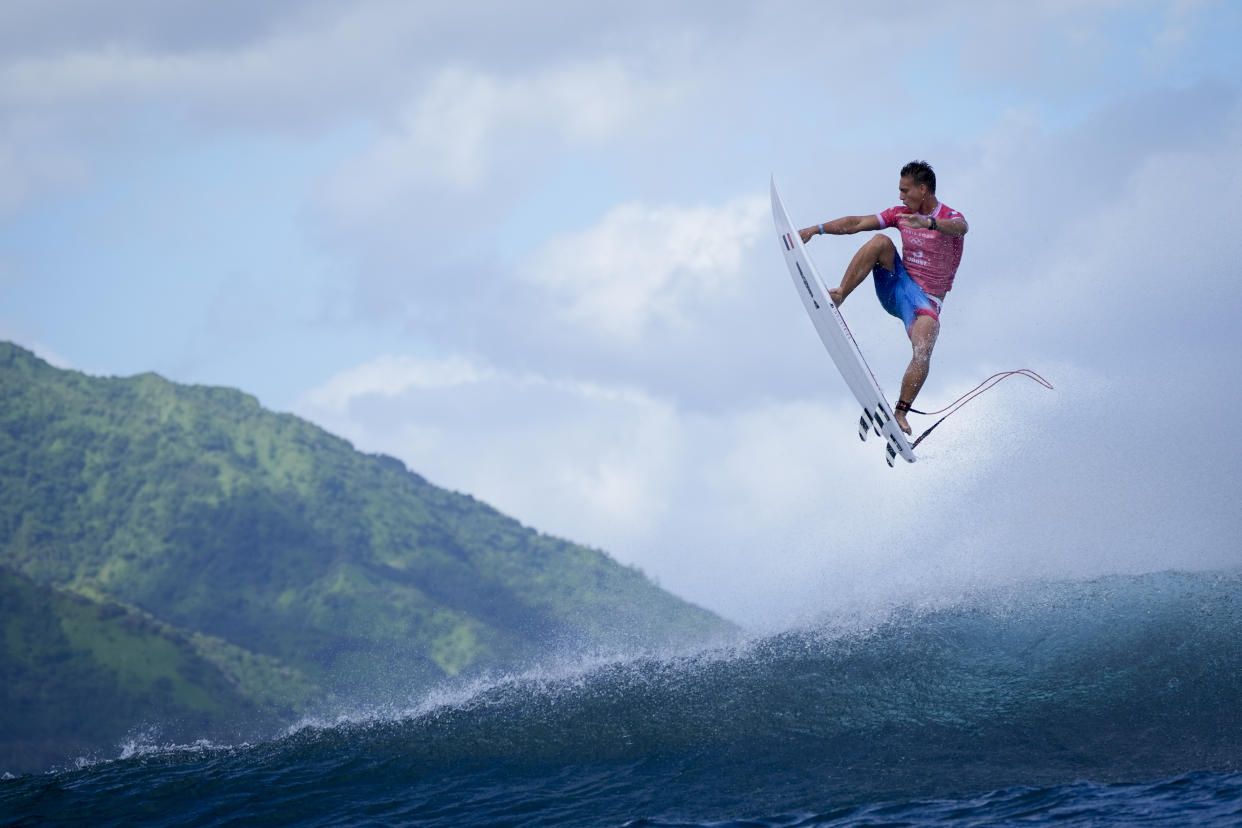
(770, 178), (916, 466)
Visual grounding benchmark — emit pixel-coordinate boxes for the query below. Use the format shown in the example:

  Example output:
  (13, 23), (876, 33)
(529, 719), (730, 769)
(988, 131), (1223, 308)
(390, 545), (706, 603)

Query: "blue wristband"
(819, 224), (826, 235)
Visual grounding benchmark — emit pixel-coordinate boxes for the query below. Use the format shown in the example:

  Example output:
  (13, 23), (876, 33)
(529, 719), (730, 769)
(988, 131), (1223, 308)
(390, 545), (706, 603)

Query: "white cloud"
(324, 56), (679, 204)
(948, 83), (1240, 369)
(522, 195), (768, 342)
(294, 353), (685, 543)
(299, 353), (494, 415)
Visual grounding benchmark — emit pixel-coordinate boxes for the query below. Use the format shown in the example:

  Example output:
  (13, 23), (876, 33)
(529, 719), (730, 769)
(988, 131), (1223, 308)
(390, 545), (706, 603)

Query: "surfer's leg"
(829, 234), (897, 306)
(895, 314), (939, 435)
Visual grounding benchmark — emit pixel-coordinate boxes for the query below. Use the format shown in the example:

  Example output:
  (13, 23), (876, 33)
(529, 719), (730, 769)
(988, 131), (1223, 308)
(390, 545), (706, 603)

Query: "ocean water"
(2, 569), (1239, 827)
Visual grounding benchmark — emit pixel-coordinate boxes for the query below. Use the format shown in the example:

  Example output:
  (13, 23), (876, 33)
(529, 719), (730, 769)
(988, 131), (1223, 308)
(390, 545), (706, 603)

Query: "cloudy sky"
(3, 1), (1240, 627)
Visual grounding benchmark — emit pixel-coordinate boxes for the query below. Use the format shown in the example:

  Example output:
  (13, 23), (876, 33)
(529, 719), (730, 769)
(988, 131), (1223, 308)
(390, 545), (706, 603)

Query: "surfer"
(799, 161), (968, 435)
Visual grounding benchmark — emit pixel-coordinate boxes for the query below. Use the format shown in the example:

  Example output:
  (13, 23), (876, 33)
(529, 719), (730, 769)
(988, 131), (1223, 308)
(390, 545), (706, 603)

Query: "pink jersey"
(876, 202), (966, 296)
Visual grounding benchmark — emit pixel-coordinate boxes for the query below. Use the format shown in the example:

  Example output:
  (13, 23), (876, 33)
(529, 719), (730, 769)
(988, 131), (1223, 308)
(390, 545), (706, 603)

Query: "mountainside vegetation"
(0, 566), (313, 773)
(0, 342), (733, 774)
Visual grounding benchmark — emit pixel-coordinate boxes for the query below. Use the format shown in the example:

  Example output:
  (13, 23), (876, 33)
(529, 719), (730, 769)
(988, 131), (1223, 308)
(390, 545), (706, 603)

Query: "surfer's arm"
(899, 214), (970, 237)
(799, 214), (881, 243)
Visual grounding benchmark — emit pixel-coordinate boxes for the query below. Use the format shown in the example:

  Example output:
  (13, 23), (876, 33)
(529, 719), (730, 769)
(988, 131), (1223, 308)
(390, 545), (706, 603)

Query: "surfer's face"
(898, 176), (929, 212)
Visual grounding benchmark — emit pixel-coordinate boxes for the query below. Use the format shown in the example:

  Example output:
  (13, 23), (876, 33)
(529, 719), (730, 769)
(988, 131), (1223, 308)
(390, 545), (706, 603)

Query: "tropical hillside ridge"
(0, 342), (734, 775)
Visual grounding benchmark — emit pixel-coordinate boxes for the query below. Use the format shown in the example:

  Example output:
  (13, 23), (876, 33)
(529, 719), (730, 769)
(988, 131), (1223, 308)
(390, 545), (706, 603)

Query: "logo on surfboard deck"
(783, 234), (821, 308)
(793, 261), (820, 309)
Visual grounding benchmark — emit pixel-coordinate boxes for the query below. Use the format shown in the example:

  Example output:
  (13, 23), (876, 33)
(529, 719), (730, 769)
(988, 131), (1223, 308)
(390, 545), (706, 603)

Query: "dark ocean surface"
(3, 569), (1239, 826)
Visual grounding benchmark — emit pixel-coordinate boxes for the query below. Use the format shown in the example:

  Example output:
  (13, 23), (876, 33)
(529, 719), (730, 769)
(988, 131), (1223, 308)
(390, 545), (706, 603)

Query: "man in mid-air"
(799, 160), (968, 435)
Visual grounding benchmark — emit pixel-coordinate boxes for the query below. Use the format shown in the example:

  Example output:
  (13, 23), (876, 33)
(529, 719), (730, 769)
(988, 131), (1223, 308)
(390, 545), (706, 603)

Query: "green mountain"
(0, 342), (733, 774)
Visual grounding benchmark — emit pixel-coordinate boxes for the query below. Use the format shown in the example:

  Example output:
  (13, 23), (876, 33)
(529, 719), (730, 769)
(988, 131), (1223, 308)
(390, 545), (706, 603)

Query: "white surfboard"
(770, 178), (916, 466)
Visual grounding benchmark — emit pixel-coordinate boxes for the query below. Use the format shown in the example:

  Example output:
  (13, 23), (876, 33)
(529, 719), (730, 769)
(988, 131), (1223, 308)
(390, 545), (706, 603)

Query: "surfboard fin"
(859, 408), (879, 441)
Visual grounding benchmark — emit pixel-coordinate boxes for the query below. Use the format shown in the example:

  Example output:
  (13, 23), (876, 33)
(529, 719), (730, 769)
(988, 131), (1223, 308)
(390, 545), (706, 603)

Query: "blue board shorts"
(873, 255), (942, 335)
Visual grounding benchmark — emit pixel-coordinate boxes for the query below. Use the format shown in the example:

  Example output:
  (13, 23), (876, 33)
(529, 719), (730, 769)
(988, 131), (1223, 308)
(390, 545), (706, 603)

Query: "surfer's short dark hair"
(900, 160), (936, 193)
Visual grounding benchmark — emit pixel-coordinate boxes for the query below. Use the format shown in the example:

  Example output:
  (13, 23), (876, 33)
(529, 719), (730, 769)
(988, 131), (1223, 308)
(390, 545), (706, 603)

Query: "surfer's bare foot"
(894, 409), (912, 435)
(894, 400), (914, 435)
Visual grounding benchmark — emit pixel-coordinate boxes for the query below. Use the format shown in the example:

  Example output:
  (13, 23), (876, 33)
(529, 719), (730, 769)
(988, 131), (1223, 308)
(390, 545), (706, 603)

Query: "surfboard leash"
(907, 369), (1054, 450)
